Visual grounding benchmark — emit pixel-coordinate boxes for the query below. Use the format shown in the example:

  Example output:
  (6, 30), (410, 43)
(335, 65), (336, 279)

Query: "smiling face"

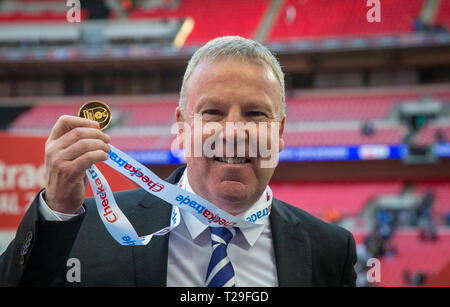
(176, 57), (285, 215)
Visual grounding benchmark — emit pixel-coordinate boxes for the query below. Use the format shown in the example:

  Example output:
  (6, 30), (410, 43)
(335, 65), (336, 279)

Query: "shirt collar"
(179, 168), (269, 247)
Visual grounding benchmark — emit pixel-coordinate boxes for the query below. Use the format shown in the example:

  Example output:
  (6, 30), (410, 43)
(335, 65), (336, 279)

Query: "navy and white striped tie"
(205, 227), (238, 287)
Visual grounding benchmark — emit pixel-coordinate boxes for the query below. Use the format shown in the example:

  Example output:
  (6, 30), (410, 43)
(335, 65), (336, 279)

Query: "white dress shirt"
(167, 170), (278, 286)
(38, 169), (279, 287)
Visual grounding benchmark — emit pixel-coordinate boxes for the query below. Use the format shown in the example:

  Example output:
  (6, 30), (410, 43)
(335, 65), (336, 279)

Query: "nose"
(220, 106), (249, 157)
(222, 106), (246, 138)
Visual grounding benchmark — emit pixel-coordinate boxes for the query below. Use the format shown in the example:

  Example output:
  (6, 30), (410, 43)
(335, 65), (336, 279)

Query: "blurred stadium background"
(0, 0), (450, 286)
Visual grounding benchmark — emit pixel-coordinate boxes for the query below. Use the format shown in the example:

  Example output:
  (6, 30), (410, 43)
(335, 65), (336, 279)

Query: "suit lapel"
(127, 165), (312, 286)
(270, 199), (312, 286)
(132, 166), (186, 286)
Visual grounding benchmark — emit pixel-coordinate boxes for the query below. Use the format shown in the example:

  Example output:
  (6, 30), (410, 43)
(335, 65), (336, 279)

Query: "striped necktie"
(205, 227), (238, 287)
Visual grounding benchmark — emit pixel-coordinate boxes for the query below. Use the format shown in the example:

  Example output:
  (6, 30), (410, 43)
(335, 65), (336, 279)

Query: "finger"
(49, 115), (99, 141)
(59, 138), (111, 162)
(55, 127), (111, 151)
(70, 149), (110, 173)
(83, 174), (88, 189)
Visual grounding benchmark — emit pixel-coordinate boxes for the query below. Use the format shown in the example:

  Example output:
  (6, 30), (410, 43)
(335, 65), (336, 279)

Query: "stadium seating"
(2, 0), (449, 47)
(268, 0), (425, 41)
(9, 85), (450, 128)
(287, 92), (414, 121)
(286, 96), (394, 121)
(3, 0), (450, 44)
(271, 180), (404, 217)
(110, 134), (166, 151)
(435, 0), (450, 28)
(8, 104), (80, 130)
(7, 84), (450, 151)
(375, 230), (450, 286)
(287, 87), (450, 121)
(0, 0), (269, 45)
(6, 101), (177, 131)
(283, 125), (404, 147)
(416, 182), (450, 217)
(115, 102), (177, 126)
(352, 229), (450, 286)
(6, 108), (405, 148)
(271, 179), (450, 223)
(414, 122), (450, 145)
(129, 0), (270, 45)
(0, 0), (88, 23)
(0, 10), (67, 23)
(18, 0), (63, 2)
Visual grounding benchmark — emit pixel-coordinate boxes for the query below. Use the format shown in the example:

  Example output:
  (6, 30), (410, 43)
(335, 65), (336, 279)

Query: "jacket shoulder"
(272, 198), (357, 286)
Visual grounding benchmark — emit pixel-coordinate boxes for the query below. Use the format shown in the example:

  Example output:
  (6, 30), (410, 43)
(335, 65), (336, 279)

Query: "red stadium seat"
(434, 0), (450, 29)
(129, 0), (270, 46)
(268, 0), (424, 41)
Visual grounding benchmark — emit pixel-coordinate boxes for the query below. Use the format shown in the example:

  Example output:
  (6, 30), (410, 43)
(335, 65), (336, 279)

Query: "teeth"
(215, 157), (249, 164)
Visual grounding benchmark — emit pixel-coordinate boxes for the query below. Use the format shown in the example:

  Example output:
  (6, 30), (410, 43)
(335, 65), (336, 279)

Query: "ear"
(175, 107), (185, 149)
(175, 106), (184, 126)
(278, 116), (285, 153)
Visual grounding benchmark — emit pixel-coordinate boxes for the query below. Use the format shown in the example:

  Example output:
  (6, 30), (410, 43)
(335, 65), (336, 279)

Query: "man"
(0, 36), (356, 286)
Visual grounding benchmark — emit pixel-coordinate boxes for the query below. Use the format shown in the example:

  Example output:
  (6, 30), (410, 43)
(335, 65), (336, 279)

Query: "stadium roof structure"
(0, 29), (449, 63)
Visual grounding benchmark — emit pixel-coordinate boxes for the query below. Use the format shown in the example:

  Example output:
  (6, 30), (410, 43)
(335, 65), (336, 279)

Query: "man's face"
(176, 58), (285, 215)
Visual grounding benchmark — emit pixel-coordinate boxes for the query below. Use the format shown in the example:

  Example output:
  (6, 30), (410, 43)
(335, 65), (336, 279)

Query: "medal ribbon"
(86, 144), (273, 246)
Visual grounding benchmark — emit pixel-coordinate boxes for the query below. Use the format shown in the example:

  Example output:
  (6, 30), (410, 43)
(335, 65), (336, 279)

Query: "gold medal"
(78, 100), (112, 130)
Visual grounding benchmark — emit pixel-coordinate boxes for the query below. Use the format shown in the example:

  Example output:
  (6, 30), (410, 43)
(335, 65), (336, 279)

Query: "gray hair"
(179, 36), (285, 120)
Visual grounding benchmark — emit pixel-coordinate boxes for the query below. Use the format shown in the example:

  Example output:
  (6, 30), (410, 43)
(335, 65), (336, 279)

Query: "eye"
(247, 111), (268, 118)
(203, 109), (222, 116)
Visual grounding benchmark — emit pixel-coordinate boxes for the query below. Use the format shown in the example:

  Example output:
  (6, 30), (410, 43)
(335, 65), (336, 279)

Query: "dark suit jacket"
(0, 165), (357, 286)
